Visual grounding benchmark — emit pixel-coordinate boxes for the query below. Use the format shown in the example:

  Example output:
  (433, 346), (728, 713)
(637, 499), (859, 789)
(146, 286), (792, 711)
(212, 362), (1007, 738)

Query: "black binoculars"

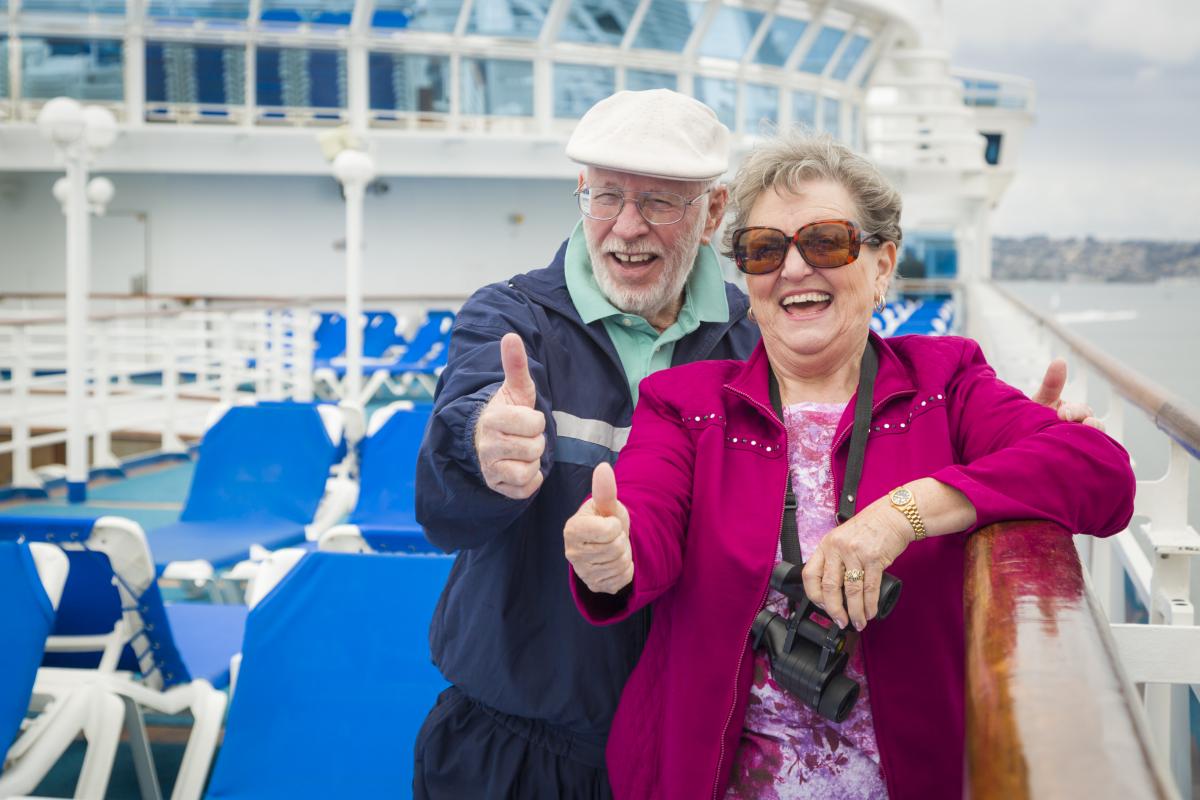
(751, 561), (901, 722)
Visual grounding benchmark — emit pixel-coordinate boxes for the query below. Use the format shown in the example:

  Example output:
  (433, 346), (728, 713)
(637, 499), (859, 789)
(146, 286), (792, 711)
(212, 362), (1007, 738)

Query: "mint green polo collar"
(564, 220), (730, 326)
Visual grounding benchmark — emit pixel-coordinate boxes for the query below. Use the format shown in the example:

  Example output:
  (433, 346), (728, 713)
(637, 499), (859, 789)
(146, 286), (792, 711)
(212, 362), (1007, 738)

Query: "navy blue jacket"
(416, 242), (759, 743)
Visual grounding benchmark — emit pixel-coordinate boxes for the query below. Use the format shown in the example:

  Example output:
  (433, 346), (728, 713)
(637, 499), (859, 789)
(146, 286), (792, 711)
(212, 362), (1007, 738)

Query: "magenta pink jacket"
(571, 334), (1135, 800)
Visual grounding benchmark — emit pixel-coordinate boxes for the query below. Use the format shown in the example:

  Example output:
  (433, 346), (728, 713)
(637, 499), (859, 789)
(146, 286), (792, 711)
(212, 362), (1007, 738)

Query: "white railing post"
(220, 311), (237, 406)
(270, 309), (287, 400)
(291, 305), (314, 402)
(91, 319), (120, 471)
(253, 310), (269, 399)
(10, 324), (44, 491)
(160, 324), (186, 453)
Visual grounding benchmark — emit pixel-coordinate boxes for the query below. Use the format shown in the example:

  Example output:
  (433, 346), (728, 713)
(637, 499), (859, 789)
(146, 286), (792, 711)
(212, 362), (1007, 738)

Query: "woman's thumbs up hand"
(564, 462), (634, 595)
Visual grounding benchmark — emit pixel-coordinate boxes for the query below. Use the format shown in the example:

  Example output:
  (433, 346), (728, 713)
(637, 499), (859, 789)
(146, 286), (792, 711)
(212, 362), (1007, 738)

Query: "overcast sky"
(942, 0), (1200, 241)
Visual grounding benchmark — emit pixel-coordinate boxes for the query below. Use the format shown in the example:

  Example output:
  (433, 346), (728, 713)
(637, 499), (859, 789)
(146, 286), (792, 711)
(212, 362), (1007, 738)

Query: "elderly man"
(413, 89), (754, 798)
(412, 89), (1095, 798)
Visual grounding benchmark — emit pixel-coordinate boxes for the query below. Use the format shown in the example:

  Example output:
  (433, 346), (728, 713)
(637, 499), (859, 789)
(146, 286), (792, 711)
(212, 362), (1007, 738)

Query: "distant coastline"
(991, 237), (1200, 282)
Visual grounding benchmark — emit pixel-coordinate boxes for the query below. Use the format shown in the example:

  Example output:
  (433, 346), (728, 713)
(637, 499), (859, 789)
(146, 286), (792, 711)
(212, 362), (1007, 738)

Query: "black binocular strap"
(768, 341), (879, 567)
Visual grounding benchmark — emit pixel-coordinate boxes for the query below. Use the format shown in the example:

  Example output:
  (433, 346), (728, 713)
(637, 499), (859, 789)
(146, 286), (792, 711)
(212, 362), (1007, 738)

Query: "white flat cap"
(566, 89), (730, 181)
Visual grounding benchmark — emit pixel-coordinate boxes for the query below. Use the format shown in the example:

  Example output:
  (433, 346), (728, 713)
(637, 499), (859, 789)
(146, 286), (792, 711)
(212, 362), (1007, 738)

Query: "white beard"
(584, 213), (706, 321)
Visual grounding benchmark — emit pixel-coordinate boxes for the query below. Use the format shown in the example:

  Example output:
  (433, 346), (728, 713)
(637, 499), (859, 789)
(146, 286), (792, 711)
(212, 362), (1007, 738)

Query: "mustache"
(601, 239), (663, 257)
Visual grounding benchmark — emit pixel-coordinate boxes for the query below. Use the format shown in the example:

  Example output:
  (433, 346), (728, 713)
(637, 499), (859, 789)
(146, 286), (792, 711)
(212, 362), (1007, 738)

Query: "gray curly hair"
(720, 131), (903, 259)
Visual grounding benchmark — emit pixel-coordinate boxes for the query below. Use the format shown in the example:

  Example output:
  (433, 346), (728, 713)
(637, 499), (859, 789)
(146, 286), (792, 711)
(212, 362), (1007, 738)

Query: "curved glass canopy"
(0, 0), (886, 139)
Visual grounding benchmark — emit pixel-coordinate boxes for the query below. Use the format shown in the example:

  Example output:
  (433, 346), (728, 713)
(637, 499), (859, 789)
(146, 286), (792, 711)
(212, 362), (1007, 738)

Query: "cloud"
(945, 0), (1200, 65)
(990, 159), (1200, 241)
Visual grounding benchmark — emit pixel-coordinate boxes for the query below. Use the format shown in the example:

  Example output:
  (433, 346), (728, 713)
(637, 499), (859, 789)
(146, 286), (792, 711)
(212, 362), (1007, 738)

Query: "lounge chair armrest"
(319, 524), (374, 554)
(307, 477), (358, 540)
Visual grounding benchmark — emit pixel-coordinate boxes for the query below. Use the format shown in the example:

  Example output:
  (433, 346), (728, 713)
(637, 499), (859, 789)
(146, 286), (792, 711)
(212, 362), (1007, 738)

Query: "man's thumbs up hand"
(498, 331), (537, 409)
(476, 333), (547, 499)
(564, 463), (634, 595)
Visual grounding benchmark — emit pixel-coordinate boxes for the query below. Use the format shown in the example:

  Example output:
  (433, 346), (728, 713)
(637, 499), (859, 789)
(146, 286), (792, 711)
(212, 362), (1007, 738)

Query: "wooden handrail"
(988, 281), (1200, 458)
(964, 521), (1177, 799)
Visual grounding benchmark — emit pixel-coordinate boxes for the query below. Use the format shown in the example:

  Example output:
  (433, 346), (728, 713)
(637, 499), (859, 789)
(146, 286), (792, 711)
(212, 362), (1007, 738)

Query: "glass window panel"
(256, 47), (345, 108)
(698, 7), (763, 61)
(858, 57), (877, 87)
(797, 25), (844, 74)
(625, 69), (676, 91)
(21, 38), (123, 101)
(0, 37), (9, 100)
(632, 0), (705, 53)
(148, 0), (250, 21)
(22, 0), (125, 13)
(742, 83), (776, 134)
(371, 0), (463, 31)
(554, 63), (614, 118)
(468, 0), (551, 38)
(260, 0), (353, 25)
(791, 89), (815, 128)
(559, 0), (640, 45)
(368, 52), (449, 112)
(850, 102), (860, 149)
(822, 95), (840, 139)
(692, 76), (735, 130)
(754, 16), (806, 67)
(830, 33), (868, 81)
(145, 42), (245, 105)
(461, 57), (533, 116)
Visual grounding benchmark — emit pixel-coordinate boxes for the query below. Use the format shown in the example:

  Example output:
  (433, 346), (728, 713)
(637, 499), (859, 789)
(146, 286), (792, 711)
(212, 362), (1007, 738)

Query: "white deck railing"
(0, 302), (315, 491)
(968, 280), (1199, 796)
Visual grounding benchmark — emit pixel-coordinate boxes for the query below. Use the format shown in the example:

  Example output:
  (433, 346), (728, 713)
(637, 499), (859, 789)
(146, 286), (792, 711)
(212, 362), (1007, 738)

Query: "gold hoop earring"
(874, 294), (886, 313)
(747, 306), (756, 322)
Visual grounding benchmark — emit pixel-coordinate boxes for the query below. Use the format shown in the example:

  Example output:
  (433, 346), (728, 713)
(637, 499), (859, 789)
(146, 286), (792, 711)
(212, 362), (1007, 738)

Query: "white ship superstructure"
(0, 1), (1196, 798)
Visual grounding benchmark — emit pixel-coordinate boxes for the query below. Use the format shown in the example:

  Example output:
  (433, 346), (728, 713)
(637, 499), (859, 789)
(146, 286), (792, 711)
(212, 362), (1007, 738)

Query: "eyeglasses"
(731, 220), (884, 275)
(575, 186), (710, 226)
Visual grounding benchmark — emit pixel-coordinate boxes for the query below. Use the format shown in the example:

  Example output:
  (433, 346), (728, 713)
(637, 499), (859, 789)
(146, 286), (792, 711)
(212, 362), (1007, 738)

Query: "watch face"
(892, 488), (913, 505)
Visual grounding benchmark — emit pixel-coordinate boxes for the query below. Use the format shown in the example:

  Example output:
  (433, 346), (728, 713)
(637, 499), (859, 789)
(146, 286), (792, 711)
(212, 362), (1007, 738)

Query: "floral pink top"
(725, 402), (888, 800)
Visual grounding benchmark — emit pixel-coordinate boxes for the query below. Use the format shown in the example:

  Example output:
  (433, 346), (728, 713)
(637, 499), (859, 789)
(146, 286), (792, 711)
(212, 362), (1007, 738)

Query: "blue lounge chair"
(203, 548), (453, 799)
(0, 515), (237, 800)
(151, 401), (350, 577)
(321, 402), (432, 554)
(0, 540), (121, 800)
(359, 310), (456, 400)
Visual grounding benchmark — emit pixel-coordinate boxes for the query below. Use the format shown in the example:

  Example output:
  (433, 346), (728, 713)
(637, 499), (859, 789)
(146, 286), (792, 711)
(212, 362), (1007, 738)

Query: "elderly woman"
(562, 132), (1135, 800)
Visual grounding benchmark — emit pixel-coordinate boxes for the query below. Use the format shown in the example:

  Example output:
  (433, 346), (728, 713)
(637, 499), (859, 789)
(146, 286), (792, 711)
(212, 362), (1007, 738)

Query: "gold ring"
(844, 568), (865, 583)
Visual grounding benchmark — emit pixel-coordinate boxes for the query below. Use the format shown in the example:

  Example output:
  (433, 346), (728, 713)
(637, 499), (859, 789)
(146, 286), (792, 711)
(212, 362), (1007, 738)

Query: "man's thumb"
(499, 332), (537, 407)
(591, 462), (620, 517)
(1032, 357), (1067, 408)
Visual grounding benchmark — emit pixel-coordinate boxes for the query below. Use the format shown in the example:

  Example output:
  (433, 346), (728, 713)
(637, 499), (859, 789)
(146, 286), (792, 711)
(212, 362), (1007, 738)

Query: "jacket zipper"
(711, 386), (787, 800)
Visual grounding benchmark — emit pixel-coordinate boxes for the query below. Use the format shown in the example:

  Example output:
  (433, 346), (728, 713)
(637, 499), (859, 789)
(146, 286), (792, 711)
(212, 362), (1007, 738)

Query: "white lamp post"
(37, 98), (119, 504)
(332, 148), (375, 404)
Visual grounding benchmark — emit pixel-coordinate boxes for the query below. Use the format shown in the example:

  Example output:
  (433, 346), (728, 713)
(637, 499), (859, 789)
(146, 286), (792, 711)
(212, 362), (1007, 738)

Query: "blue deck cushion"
(150, 517), (308, 573)
(0, 541), (55, 757)
(181, 403), (334, 524)
(351, 404), (434, 552)
(164, 603), (248, 689)
(204, 551), (453, 799)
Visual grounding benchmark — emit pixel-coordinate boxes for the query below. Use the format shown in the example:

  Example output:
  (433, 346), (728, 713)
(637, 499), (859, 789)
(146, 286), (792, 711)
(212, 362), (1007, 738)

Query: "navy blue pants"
(413, 686), (613, 799)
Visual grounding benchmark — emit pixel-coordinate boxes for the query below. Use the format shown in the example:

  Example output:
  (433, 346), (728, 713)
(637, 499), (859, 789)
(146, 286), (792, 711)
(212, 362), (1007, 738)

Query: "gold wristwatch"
(889, 486), (927, 541)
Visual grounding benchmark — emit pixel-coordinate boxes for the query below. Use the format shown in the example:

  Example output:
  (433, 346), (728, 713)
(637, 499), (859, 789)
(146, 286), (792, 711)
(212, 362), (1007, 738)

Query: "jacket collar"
(511, 239), (752, 365)
(724, 331), (917, 431)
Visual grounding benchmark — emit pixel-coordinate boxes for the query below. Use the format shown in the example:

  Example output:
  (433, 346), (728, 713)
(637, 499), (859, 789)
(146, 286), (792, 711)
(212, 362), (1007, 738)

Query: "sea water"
(1000, 279), (1200, 619)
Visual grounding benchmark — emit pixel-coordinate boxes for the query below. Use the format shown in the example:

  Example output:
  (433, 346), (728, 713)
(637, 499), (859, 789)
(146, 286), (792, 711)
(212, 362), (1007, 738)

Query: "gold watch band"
(889, 487), (927, 541)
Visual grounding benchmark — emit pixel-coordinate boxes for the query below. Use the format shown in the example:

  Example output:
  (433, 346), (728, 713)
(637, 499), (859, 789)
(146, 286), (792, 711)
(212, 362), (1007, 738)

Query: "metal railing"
(975, 281), (1200, 796)
(964, 520), (1177, 799)
(0, 302), (315, 492)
